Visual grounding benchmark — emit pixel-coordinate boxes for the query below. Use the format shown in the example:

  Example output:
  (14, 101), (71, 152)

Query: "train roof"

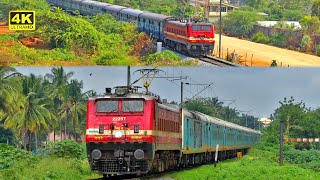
(167, 19), (213, 26)
(120, 8), (143, 17)
(139, 12), (171, 22)
(89, 92), (159, 101)
(70, 0), (82, 3)
(183, 109), (261, 135)
(92, 2), (111, 8)
(167, 21), (188, 26)
(158, 103), (180, 113)
(80, 0), (95, 6)
(104, 5), (127, 12)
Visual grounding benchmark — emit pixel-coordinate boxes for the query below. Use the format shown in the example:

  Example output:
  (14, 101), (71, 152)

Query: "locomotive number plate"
(112, 117), (126, 121)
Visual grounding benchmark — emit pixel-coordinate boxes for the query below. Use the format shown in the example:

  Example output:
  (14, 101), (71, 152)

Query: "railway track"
(199, 56), (241, 67)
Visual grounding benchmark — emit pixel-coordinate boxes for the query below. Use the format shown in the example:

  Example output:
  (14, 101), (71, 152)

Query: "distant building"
(258, 118), (272, 127)
(208, 0), (238, 23)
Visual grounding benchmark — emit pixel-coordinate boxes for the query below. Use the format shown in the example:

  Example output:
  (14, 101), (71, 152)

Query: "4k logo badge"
(9, 11), (35, 30)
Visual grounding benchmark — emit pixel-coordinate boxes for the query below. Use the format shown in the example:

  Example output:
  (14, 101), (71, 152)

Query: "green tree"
(46, 67), (74, 140)
(308, 16), (320, 35)
(312, 0), (320, 17)
(4, 74), (55, 150)
(223, 11), (262, 37)
(59, 80), (86, 141)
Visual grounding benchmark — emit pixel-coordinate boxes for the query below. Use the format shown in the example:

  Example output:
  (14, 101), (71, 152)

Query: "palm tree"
(0, 67), (22, 120)
(59, 79), (86, 141)
(4, 74), (55, 150)
(46, 67), (74, 141)
(0, 67), (23, 147)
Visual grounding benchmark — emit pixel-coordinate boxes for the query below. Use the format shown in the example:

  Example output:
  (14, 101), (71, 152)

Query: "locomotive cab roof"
(89, 86), (161, 101)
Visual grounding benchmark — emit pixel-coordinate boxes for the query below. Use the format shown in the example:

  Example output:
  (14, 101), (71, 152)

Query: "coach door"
(194, 121), (202, 148)
(207, 123), (211, 148)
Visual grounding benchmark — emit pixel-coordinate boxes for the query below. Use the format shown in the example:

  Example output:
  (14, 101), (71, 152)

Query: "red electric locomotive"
(86, 86), (182, 176)
(164, 20), (215, 56)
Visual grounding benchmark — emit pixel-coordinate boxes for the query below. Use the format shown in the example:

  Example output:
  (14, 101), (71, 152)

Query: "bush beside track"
(0, 141), (99, 179)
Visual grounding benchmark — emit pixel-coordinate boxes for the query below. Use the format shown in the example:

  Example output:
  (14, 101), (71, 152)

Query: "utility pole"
(245, 115), (248, 127)
(127, 66), (131, 87)
(280, 120), (284, 166)
(219, 0), (222, 58)
(181, 81), (184, 107)
(205, 0), (210, 21)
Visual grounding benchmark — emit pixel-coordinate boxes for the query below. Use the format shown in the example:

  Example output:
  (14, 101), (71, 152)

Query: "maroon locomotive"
(86, 86), (181, 176)
(164, 19), (215, 56)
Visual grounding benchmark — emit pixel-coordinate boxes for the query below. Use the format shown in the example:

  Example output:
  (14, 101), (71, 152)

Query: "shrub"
(45, 140), (86, 159)
(223, 11), (262, 37)
(300, 35), (311, 52)
(316, 44), (320, 56)
(145, 50), (180, 65)
(0, 144), (37, 170)
(95, 50), (135, 65)
(270, 32), (289, 48)
(251, 32), (270, 44)
(287, 36), (300, 49)
(270, 60), (278, 67)
(284, 149), (320, 171)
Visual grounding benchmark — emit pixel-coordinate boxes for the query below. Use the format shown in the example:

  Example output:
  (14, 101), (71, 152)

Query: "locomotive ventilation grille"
(96, 160), (149, 174)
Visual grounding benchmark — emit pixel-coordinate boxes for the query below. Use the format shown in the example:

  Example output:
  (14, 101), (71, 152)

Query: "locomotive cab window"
(122, 100), (144, 112)
(192, 25), (201, 31)
(201, 25), (211, 31)
(96, 100), (118, 113)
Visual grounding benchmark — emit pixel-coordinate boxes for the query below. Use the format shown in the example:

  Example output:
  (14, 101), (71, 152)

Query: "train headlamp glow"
(92, 149), (102, 160)
(115, 88), (127, 96)
(113, 130), (123, 138)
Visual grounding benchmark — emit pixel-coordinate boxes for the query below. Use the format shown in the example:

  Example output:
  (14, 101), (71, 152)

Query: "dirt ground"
(0, 21), (13, 34)
(214, 34), (320, 67)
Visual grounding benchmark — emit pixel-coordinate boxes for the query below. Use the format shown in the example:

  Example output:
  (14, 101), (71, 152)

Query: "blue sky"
(16, 67), (320, 118)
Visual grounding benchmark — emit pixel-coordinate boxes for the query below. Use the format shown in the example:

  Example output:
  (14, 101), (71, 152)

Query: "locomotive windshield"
(192, 25), (211, 31)
(122, 100), (144, 112)
(96, 100), (118, 113)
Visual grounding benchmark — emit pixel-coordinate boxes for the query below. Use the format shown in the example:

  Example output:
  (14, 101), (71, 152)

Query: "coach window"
(96, 100), (118, 113)
(122, 100), (144, 112)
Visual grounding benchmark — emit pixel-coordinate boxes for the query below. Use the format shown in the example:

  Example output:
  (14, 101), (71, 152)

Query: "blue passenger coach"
(181, 109), (261, 165)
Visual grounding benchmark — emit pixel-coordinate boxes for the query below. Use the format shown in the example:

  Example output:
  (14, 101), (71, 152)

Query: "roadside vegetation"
(166, 96), (320, 179)
(222, 0), (320, 57)
(0, 0), (195, 65)
(0, 141), (99, 179)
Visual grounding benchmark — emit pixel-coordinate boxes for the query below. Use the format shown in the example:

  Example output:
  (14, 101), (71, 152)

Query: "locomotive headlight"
(113, 130), (123, 138)
(134, 149), (144, 160)
(92, 149), (102, 160)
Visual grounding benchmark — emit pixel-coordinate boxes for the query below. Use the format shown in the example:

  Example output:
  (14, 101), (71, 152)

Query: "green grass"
(0, 34), (20, 41)
(165, 149), (320, 180)
(0, 157), (101, 179)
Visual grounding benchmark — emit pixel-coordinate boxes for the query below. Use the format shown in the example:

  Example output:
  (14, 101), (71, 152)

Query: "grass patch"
(1, 157), (100, 179)
(0, 143), (101, 179)
(165, 149), (320, 180)
(0, 34), (19, 41)
(0, 42), (91, 65)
